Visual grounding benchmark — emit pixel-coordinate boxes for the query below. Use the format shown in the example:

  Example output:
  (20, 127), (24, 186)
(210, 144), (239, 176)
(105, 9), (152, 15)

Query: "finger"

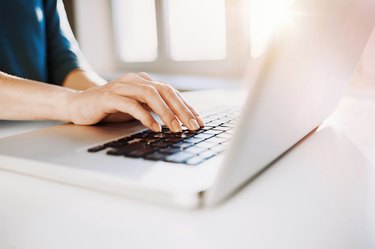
(175, 91), (205, 127)
(136, 72), (153, 81)
(110, 75), (198, 131)
(110, 96), (161, 132)
(113, 84), (182, 132)
(134, 77), (203, 127)
(122, 72), (153, 84)
(117, 73), (151, 85)
(107, 77), (181, 132)
(152, 82), (200, 131)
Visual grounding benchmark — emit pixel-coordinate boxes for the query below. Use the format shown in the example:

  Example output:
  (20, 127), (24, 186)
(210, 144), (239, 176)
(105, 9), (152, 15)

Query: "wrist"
(54, 88), (78, 123)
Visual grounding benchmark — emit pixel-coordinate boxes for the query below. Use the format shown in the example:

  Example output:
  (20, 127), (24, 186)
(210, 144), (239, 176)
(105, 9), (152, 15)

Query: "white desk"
(1, 83), (375, 249)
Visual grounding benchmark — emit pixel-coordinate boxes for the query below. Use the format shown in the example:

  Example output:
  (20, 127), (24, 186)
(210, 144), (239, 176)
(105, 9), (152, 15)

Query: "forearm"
(0, 71), (75, 122)
(63, 69), (107, 90)
(0, 70), (204, 131)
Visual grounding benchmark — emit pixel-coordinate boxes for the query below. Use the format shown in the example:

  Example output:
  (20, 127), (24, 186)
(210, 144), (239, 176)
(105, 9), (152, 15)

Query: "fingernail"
(171, 119), (182, 132)
(196, 116), (205, 127)
(189, 118), (200, 130)
(152, 122), (161, 132)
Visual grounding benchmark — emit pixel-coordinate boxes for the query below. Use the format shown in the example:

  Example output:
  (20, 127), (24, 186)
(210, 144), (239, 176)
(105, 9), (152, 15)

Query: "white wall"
(73, 0), (118, 76)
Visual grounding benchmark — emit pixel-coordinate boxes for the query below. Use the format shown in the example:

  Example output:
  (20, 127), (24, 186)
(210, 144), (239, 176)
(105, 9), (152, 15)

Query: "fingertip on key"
(152, 122), (162, 132)
(171, 119), (182, 132)
(189, 118), (200, 130)
(196, 116), (205, 128)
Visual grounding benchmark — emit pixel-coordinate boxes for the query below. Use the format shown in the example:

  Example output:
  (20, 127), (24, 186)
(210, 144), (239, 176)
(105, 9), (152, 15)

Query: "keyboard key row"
(87, 107), (239, 165)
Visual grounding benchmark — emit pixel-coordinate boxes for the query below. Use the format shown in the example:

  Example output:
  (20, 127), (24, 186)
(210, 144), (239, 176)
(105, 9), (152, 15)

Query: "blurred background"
(62, 0), (375, 90)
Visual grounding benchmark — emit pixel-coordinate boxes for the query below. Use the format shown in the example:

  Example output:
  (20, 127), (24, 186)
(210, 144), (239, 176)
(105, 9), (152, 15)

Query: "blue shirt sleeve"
(43, 0), (90, 85)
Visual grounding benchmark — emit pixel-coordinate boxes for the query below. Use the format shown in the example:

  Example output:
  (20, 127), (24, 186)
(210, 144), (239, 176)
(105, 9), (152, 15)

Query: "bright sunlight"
(249, 0), (295, 58)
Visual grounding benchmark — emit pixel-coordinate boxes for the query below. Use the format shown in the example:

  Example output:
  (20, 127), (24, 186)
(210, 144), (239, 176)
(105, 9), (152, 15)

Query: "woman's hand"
(66, 73), (204, 132)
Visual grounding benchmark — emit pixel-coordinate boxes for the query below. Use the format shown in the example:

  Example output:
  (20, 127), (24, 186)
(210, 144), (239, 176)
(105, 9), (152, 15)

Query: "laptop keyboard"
(87, 108), (240, 165)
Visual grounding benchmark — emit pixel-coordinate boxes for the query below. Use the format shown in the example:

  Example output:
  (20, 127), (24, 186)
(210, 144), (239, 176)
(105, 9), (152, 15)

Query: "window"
(112, 0), (158, 62)
(112, 0), (248, 77)
(166, 0), (227, 61)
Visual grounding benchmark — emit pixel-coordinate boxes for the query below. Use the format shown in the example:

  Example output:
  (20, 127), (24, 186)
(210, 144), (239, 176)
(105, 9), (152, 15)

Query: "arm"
(0, 71), (204, 132)
(0, 71), (73, 122)
(63, 69), (106, 90)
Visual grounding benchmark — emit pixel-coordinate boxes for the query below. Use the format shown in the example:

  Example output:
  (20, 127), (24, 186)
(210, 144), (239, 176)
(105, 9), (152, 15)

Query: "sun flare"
(249, 0), (295, 58)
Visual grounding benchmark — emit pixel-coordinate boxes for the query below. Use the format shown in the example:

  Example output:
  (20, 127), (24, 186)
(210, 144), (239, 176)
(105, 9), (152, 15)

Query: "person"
(0, 0), (204, 133)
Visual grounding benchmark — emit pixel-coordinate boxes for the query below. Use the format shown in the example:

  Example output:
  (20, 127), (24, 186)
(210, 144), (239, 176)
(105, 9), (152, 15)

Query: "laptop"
(0, 0), (374, 208)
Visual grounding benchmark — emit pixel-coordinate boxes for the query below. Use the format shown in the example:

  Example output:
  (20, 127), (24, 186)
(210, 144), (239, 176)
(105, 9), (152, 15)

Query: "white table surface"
(0, 81), (375, 249)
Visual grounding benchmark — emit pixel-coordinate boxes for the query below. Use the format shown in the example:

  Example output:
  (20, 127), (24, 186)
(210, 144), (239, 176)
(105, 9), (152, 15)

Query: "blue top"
(0, 0), (87, 85)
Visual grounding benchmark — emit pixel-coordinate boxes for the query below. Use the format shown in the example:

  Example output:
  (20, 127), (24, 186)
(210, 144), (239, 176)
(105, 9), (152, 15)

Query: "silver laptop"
(0, 0), (374, 208)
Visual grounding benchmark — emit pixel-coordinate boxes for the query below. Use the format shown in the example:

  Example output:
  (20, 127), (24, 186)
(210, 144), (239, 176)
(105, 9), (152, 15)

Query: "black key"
(119, 138), (133, 145)
(143, 138), (161, 145)
(172, 142), (193, 150)
(127, 146), (157, 158)
(183, 129), (202, 135)
(88, 145), (106, 153)
(159, 146), (182, 155)
(131, 132), (150, 138)
(161, 125), (189, 133)
(107, 142), (146, 156)
(172, 132), (193, 139)
(150, 140), (171, 148)
(117, 136), (133, 143)
(144, 152), (168, 161)
(104, 140), (128, 148)
(182, 133), (196, 138)
(162, 125), (187, 132)
(164, 152), (195, 163)
(160, 132), (178, 138)
(147, 132), (168, 139)
(164, 137), (183, 143)
(126, 138), (144, 144)
(186, 156), (206, 166)
(161, 128), (174, 134)
(107, 148), (126, 156)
